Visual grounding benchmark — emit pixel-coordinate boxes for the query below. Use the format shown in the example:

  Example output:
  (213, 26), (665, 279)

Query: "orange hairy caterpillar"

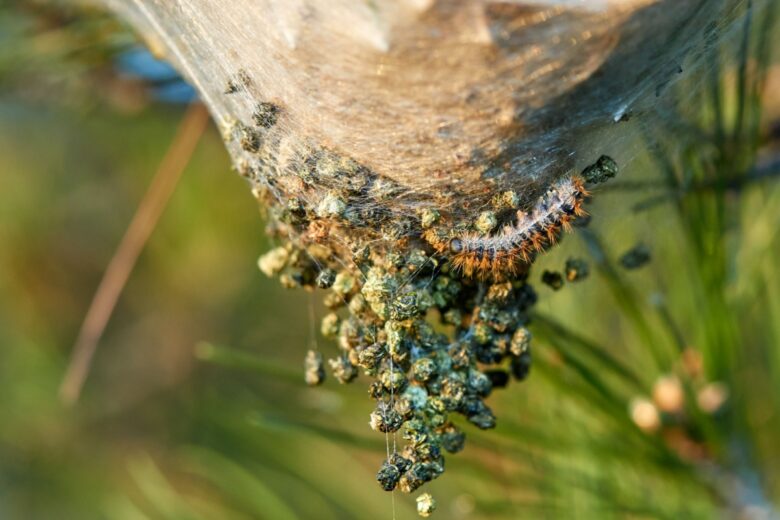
(424, 176), (589, 280)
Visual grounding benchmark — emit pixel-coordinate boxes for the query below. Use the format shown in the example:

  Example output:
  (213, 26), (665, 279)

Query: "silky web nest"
(103, 0), (753, 259)
(101, 0), (767, 504)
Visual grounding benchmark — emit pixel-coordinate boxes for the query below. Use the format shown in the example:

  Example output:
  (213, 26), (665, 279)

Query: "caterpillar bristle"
(530, 233), (545, 251)
(546, 225), (558, 243)
(424, 175), (590, 281)
(560, 215), (573, 232)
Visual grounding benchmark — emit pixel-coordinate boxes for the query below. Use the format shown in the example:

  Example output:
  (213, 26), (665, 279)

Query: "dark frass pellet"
(224, 81), (239, 94)
(515, 282), (537, 308)
(484, 369), (510, 388)
(379, 367), (408, 393)
(357, 343), (385, 370)
(239, 126), (261, 153)
(582, 155), (618, 185)
(282, 197), (307, 225)
(541, 270), (564, 290)
(224, 69), (250, 93)
(511, 351), (532, 381)
(390, 453), (411, 473)
(439, 423), (466, 453)
(394, 396), (415, 420)
(463, 399), (497, 429)
(412, 358), (437, 382)
(399, 462), (436, 493)
(377, 459), (401, 491)
(467, 369), (493, 397)
(368, 381), (385, 400)
(329, 355), (358, 384)
(370, 402), (404, 433)
(390, 292), (420, 321)
(316, 268), (336, 289)
(565, 257), (590, 282)
(620, 243), (651, 269)
(252, 101), (280, 128)
(448, 342), (471, 370)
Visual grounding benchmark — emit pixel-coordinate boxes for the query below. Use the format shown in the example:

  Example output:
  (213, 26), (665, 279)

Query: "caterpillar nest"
(101, 0), (754, 511)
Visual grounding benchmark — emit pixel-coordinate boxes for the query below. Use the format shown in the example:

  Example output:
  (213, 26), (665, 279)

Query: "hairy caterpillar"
(424, 176), (589, 280)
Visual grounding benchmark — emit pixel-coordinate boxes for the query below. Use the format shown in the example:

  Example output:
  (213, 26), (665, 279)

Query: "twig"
(59, 102), (210, 405)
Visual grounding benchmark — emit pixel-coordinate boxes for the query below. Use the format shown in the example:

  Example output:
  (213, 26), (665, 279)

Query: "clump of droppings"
(265, 246), (543, 492)
(251, 149), (616, 498)
(620, 243), (651, 269)
(260, 244), (546, 495)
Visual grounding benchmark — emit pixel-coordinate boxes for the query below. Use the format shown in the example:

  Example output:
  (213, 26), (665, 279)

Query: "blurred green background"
(1, 2), (779, 519)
